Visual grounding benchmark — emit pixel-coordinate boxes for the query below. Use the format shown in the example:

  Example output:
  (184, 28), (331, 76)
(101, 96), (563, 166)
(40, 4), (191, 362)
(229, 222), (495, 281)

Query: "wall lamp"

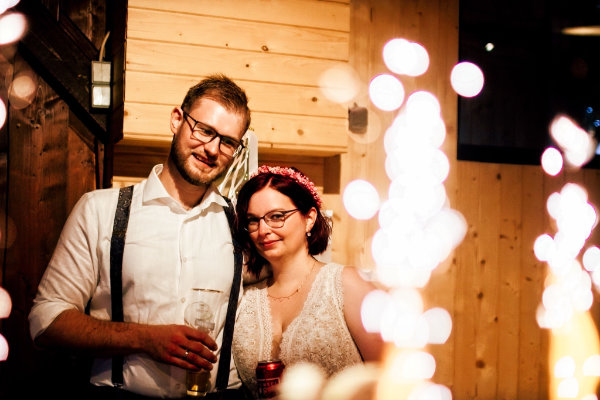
(91, 31), (111, 109)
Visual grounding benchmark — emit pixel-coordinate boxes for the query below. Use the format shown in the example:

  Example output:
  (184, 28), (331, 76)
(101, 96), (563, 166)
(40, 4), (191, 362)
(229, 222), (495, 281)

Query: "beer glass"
(184, 288), (223, 397)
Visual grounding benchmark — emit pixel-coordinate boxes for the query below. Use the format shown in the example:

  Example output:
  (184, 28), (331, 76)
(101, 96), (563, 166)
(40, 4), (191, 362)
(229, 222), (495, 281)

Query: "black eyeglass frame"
(182, 110), (245, 157)
(245, 209), (300, 232)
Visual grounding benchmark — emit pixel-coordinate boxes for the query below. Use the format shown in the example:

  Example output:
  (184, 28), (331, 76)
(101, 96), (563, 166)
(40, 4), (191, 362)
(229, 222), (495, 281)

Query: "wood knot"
(311, 97), (318, 102)
(476, 360), (485, 368)
(477, 292), (484, 299)
(261, 45), (269, 52)
(297, 129), (304, 135)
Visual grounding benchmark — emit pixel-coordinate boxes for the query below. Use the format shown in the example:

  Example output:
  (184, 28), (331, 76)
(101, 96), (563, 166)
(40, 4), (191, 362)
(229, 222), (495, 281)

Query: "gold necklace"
(267, 260), (317, 302)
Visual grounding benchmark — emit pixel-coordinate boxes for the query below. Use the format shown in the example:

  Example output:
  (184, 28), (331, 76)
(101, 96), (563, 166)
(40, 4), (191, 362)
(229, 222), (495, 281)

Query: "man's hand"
(141, 324), (218, 370)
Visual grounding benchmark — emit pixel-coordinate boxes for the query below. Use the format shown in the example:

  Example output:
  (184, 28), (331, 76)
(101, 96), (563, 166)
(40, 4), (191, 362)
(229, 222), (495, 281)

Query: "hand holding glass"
(184, 289), (223, 397)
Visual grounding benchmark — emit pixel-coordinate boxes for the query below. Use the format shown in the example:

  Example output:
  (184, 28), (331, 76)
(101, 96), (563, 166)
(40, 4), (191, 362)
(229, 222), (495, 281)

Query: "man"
(28, 74), (251, 399)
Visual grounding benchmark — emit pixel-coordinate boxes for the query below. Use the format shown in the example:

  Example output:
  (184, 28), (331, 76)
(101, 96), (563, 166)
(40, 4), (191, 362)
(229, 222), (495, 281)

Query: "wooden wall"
(0, 1), (110, 397)
(347, 1), (600, 399)
(117, 0), (352, 181)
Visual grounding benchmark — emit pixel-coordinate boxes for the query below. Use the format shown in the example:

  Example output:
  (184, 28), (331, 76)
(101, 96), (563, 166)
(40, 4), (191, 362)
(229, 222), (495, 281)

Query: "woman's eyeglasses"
(246, 209), (299, 232)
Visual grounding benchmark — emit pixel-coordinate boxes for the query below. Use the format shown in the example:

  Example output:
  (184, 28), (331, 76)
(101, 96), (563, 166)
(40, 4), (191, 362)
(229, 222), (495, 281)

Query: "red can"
(256, 360), (285, 399)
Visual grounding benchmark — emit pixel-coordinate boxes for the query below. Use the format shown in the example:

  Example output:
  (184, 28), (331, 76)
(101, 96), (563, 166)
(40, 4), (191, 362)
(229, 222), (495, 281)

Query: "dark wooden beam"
(15, 0), (109, 143)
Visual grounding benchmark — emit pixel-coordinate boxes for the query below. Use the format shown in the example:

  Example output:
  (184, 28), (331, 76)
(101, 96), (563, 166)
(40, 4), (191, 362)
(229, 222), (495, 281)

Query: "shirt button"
(180, 297), (186, 303)
(183, 257), (188, 263)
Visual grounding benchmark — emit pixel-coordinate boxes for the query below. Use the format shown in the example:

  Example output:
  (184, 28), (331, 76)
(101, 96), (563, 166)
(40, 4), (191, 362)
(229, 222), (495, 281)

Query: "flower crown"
(251, 165), (322, 207)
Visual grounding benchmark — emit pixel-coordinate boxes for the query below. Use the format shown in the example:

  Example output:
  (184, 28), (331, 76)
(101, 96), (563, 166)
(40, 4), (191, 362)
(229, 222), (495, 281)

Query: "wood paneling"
(0, 56), (99, 398)
(348, 1), (600, 399)
(120, 0), (350, 160)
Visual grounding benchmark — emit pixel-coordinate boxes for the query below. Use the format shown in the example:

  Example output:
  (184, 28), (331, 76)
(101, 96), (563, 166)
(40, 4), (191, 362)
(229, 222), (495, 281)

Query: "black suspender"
(109, 186), (242, 392)
(216, 198), (243, 391)
(109, 185), (134, 387)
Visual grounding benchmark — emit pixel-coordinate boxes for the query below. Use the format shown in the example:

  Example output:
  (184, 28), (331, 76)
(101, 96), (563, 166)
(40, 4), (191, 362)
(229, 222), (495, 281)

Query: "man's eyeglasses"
(182, 110), (244, 157)
(246, 209), (299, 232)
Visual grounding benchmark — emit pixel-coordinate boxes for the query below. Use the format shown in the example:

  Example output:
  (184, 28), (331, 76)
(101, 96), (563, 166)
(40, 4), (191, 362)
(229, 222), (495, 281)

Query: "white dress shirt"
(29, 165), (241, 398)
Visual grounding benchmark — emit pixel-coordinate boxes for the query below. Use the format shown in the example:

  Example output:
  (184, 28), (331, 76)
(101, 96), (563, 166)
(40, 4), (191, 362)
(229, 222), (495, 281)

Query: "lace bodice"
(232, 263), (362, 397)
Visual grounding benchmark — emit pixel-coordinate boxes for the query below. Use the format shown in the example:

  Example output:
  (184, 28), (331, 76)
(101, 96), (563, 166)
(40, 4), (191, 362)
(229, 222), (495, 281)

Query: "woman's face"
(246, 186), (314, 263)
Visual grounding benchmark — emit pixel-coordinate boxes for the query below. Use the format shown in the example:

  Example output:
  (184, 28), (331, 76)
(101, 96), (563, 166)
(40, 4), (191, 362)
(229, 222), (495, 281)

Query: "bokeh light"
(0, 0), (20, 15)
(389, 351), (436, 381)
(583, 355), (600, 376)
(583, 246), (600, 272)
(541, 147), (563, 176)
(383, 38), (429, 77)
(320, 363), (379, 400)
(369, 74), (405, 111)
(0, 97), (6, 129)
(8, 70), (38, 109)
(0, 286), (11, 318)
(279, 362), (325, 400)
(450, 62), (484, 97)
(408, 382), (452, 400)
(422, 308), (452, 344)
(534, 234), (555, 262)
(0, 333), (7, 361)
(318, 64), (361, 104)
(343, 179), (380, 220)
(557, 377), (579, 398)
(554, 356), (576, 378)
(550, 114), (597, 167)
(0, 12), (26, 45)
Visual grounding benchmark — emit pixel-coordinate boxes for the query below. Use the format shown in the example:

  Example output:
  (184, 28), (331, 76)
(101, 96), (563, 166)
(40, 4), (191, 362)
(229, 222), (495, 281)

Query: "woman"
(232, 165), (384, 398)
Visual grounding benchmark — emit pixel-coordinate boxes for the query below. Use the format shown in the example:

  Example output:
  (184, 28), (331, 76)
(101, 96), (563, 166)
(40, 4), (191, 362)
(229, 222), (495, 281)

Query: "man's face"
(169, 98), (246, 187)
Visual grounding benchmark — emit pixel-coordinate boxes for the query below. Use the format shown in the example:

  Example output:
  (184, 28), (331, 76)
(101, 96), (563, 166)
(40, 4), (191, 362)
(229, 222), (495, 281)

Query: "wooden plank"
(124, 71), (347, 118)
(123, 103), (348, 151)
(496, 164), (523, 399)
(518, 165), (547, 399)
(452, 160), (480, 399)
(128, 8), (349, 61)
(126, 38), (347, 87)
(129, 0), (350, 32)
(474, 162), (501, 399)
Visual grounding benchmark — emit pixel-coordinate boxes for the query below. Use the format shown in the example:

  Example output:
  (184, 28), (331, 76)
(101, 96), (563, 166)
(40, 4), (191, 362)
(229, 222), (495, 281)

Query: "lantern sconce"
(91, 31), (111, 109)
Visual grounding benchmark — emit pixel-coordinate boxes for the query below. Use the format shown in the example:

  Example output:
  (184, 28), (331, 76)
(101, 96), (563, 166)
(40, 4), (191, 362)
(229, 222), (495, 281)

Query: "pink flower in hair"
(252, 165), (322, 207)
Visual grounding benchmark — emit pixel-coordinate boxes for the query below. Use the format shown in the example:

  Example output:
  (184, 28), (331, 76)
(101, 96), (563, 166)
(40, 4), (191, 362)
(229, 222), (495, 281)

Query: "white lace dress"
(232, 263), (363, 397)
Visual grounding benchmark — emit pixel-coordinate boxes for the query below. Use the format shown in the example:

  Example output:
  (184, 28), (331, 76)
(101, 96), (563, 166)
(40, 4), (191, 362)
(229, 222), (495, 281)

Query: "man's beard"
(169, 138), (228, 187)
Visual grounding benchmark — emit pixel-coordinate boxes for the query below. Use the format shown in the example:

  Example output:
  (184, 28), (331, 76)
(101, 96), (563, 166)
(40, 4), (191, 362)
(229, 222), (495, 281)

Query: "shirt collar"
(143, 164), (229, 213)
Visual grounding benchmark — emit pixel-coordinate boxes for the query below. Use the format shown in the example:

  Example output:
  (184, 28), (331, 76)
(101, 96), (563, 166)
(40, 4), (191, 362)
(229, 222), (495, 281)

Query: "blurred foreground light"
(554, 356), (576, 378)
(0, 0), (20, 15)
(583, 355), (600, 376)
(405, 91), (440, 121)
(390, 351), (436, 381)
(0, 333), (7, 361)
(319, 64), (361, 104)
(343, 179), (380, 220)
(408, 382), (453, 400)
(383, 38), (429, 77)
(550, 114), (596, 167)
(320, 363), (379, 400)
(583, 246), (600, 272)
(450, 62), (484, 97)
(0, 12), (26, 45)
(369, 74), (405, 111)
(542, 147), (564, 176)
(361, 289), (389, 333)
(0, 286), (11, 318)
(534, 234), (555, 262)
(422, 308), (452, 344)
(0, 97), (5, 129)
(8, 71), (37, 110)
(279, 362), (325, 400)
(557, 377), (579, 398)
